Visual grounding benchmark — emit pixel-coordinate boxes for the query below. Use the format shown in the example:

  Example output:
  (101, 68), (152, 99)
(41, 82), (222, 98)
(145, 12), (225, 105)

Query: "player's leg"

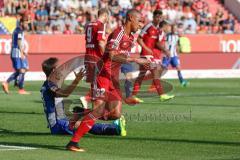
(171, 56), (188, 87)
(131, 66), (147, 102)
(18, 58), (30, 94)
(148, 56), (170, 92)
(152, 63), (175, 102)
(2, 58), (21, 94)
(121, 63), (134, 98)
(89, 122), (121, 135)
(66, 99), (105, 152)
(106, 99), (127, 136)
(66, 76), (109, 151)
(70, 107), (121, 136)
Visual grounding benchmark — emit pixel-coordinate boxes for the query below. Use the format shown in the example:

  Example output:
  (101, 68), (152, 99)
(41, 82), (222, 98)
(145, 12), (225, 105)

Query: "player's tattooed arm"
(137, 37), (153, 55)
(54, 68), (86, 97)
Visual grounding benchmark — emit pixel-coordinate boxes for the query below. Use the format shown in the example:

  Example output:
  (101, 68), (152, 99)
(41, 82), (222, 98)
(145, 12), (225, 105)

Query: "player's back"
(85, 20), (105, 58)
(11, 27), (24, 58)
(166, 33), (179, 57)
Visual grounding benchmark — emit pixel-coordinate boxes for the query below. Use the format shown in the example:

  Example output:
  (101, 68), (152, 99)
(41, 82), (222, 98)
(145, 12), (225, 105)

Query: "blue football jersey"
(11, 27), (24, 58)
(40, 81), (69, 133)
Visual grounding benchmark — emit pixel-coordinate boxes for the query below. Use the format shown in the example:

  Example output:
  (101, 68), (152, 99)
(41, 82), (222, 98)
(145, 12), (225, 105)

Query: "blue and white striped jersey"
(166, 33), (179, 57)
(11, 26), (24, 58)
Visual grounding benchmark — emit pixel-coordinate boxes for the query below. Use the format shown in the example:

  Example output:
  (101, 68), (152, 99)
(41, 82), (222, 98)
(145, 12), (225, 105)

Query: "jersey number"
(87, 27), (92, 43)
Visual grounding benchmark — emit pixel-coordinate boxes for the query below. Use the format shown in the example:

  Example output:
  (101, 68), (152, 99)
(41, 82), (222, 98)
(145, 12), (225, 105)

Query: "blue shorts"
(50, 119), (73, 135)
(162, 56), (180, 68)
(121, 63), (134, 74)
(11, 58), (29, 70)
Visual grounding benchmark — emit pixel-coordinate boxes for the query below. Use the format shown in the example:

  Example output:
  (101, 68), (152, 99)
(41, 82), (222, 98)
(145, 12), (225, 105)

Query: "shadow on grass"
(84, 135), (240, 147)
(0, 128), (58, 137)
(140, 102), (240, 108)
(0, 111), (42, 115)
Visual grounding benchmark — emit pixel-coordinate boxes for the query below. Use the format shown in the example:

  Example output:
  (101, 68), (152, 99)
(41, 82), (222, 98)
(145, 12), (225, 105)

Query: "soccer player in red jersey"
(80, 8), (110, 108)
(131, 10), (175, 102)
(66, 9), (150, 152)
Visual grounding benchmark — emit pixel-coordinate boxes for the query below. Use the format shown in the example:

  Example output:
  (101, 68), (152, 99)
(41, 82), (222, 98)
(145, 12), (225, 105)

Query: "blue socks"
(124, 80), (132, 98)
(89, 123), (119, 135)
(7, 72), (19, 83)
(177, 71), (184, 83)
(18, 72), (25, 89)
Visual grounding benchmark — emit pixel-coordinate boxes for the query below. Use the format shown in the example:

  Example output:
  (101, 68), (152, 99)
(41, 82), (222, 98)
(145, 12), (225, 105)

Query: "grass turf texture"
(0, 79), (239, 160)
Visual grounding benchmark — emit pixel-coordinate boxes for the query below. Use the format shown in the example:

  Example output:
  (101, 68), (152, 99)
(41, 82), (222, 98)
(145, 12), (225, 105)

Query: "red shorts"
(95, 75), (122, 101)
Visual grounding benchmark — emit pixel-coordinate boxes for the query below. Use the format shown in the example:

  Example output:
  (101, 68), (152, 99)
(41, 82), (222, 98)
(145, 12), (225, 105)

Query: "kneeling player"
(66, 9), (150, 152)
(162, 25), (188, 87)
(41, 58), (126, 139)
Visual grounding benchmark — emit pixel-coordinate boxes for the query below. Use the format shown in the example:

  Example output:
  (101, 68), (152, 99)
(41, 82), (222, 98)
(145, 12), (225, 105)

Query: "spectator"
(119, 0), (132, 9)
(63, 24), (73, 34)
(50, 12), (65, 32)
(224, 23), (234, 34)
(52, 25), (62, 34)
(185, 24), (196, 34)
(57, 0), (69, 10)
(35, 4), (48, 21)
(65, 13), (79, 33)
(223, 14), (235, 32)
(80, 0), (92, 12)
(197, 24), (208, 34)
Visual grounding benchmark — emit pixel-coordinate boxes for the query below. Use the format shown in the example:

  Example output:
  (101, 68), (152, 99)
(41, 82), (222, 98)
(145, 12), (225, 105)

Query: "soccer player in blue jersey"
(162, 25), (188, 87)
(41, 57), (125, 136)
(2, 18), (30, 94)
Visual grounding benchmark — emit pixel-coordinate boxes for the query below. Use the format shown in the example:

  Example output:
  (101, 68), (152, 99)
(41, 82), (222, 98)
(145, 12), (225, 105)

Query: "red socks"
(71, 113), (96, 143)
(153, 79), (164, 95)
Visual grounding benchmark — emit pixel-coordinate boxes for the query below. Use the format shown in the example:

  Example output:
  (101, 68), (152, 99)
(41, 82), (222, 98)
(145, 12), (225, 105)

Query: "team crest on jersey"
(119, 40), (132, 50)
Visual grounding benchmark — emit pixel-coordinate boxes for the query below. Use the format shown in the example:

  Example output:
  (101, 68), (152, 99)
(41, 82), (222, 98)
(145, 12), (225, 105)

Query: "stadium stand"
(0, 0), (239, 34)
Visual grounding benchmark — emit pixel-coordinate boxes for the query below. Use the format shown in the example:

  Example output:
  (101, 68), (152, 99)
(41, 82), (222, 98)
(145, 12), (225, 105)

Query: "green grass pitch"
(0, 79), (239, 160)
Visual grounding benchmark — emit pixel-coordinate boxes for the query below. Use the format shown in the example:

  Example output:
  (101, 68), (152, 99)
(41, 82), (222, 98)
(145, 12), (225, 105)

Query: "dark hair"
(98, 8), (109, 17)
(159, 20), (169, 28)
(126, 9), (140, 21)
(153, 10), (163, 17)
(42, 57), (58, 77)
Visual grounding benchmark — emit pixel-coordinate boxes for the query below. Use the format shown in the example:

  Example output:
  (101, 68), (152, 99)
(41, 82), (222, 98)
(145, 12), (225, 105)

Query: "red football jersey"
(140, 22), (161, 56)
(99, 26), (134, 80)
(85, 20), (106, 58)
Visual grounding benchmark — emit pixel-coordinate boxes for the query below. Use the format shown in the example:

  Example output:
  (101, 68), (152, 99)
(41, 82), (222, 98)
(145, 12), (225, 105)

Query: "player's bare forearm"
(55, 69), (86, 97)
(98, 40), (106, 55)
(137, 37), (153, 55)
(109, 50), (129, 63)
(156, 42), (170, 57)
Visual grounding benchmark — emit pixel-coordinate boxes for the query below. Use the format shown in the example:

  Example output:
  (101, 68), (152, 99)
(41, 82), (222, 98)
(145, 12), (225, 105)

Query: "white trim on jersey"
(140, 22), (153, 37)
(159, 30), (165, 42)
(112, 27), (124, 49)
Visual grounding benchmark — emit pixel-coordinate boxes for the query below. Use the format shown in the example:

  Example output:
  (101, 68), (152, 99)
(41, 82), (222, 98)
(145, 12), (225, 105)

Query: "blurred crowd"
(0, 0), (238, 34)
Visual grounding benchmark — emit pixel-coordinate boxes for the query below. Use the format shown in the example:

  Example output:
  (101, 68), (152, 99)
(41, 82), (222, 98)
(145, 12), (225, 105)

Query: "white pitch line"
(0, 145), (37, 151)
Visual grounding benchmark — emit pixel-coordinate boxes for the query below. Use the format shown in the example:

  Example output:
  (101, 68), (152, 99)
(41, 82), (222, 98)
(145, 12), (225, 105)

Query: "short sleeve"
(48, 81), (59, 93)
(97, 23), (106, 41)
(18, 32), (23, 40)
(106, 29), (124, 52)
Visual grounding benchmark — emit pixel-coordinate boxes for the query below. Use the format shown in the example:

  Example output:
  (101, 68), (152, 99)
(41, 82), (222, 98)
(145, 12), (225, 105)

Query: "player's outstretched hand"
(74, 68), (86, 81)
(135, 58), (150, 65)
